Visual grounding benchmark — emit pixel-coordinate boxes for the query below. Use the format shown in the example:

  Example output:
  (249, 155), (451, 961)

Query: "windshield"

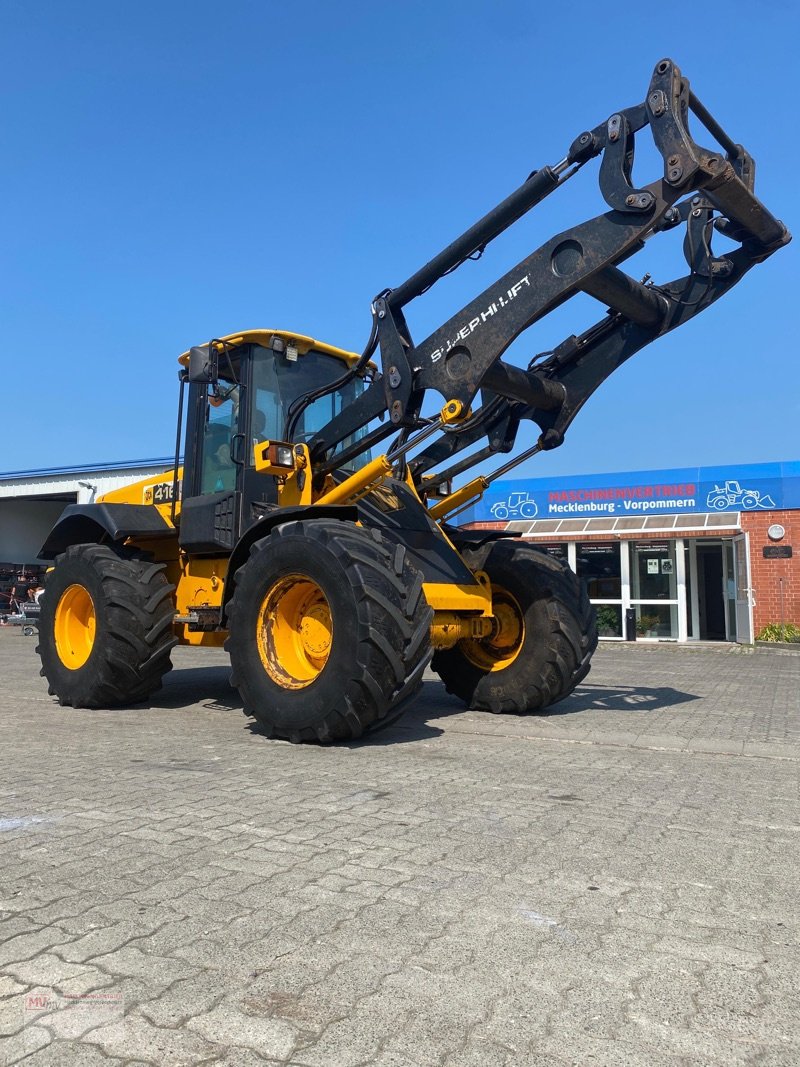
(250, 346), (371, 467)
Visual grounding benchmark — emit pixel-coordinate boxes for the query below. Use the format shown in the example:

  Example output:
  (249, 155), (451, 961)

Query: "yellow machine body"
(94, 330), (496, 650)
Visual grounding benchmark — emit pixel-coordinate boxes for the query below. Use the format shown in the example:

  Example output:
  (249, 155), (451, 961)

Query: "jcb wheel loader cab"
(178, 334), (373, 555)
(432, 541), (596, 713)
(184, 334), (369, 498)
(37, 545), (177, 707)
(225, 519), (433, 742)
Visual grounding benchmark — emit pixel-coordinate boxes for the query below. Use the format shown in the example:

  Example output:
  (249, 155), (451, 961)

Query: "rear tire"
(432, 540), (596, 713)
(37, 544), (177, 708)
(225, 520), (432, 743)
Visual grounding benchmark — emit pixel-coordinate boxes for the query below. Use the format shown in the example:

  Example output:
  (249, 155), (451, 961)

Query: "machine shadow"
(147, 665), (242, 713)
(352, 679), (702, 747)
(145, 670), (700, 746)
(536, 682), (701, 717)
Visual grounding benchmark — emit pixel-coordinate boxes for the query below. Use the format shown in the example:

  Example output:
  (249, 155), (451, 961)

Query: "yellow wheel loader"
(37, 60), (789, 741)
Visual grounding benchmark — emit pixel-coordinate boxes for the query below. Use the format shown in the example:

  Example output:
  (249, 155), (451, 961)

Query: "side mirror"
(188, 345), (218, 385)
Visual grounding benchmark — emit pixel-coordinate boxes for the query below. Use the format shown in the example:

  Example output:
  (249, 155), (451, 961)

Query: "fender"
(222, 505), (358, 612)
(39, 503), (175, 559)
(441, 524), (521, 552)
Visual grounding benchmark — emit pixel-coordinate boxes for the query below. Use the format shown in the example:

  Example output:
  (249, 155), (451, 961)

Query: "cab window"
(200, 384), (239, 493)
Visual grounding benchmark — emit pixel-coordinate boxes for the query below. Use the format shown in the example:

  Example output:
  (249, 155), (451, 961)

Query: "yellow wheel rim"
(257, 574), (333, 689)
(461, 585), (524, 672)
(54, 584), (96, 670)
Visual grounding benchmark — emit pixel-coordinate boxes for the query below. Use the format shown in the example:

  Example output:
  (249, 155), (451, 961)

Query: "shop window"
(534, 542), (568, 562)
(635, 604), (678, 639)
(576, 542), (621, 599)
(630, 541), (677, 601)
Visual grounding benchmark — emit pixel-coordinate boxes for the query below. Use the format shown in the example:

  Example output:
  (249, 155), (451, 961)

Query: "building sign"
(763, 545), (792, 559)
(470, 462), (800, 523)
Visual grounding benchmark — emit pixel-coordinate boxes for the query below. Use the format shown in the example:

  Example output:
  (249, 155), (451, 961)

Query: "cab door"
(179, 357), (248, 554)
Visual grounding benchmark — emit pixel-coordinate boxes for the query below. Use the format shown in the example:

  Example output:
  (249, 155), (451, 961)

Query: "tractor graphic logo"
(490, 492), (539, 520)
(706, 480), (776, 511)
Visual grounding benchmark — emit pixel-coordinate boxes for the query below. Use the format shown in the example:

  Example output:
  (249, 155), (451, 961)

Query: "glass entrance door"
(629, 541), (679, 639)
(733, 533), (754, 643)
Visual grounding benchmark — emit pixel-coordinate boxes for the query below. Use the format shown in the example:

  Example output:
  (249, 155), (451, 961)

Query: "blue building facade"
(463, 461), (799, 644)
(463, 461), (800, 525)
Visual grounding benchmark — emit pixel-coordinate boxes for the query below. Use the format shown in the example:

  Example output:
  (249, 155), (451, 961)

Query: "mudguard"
(39, 503), (175, 559)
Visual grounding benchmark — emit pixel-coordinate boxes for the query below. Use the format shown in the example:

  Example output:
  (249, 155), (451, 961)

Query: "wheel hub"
(299, 602), (332, 658)
(461, 585), (524, 672)
(257, 575), (333, 689)
(491, 601), (522, 651)
(54, 584), (96, 670)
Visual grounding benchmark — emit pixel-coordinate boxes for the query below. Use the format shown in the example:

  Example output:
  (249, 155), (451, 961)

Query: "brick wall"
(742, 509), (800, 633)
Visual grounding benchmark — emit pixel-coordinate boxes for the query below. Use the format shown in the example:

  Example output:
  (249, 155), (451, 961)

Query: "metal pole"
(387, 164), (570, 309)
(688, 91), (741, 159)
(386, 418), (444, 463)
(485, 442), (542, 484)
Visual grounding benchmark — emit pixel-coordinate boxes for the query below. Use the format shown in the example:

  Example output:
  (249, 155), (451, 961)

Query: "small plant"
(597, 605), (620, 635)
(636, 612), (661, 636)
(756, 623), (800, 643)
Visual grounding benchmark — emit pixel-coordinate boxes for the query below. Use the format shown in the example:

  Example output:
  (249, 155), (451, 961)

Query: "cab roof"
(178, 329), (363, 368)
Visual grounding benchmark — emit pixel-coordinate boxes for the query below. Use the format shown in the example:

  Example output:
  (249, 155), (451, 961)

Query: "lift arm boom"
(297, 58), (789, 500)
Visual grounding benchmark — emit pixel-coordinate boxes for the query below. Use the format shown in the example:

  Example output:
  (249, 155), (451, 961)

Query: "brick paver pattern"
(1, 631), (798, 1066)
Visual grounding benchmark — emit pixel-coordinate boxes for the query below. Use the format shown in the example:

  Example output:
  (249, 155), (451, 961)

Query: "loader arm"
(299, 58), (789, 509)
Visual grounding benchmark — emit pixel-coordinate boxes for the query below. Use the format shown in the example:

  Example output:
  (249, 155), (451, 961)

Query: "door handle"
(230, 433), (246, 466)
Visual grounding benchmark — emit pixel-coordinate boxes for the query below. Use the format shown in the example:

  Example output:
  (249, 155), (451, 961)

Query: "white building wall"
(0, 460), (174, 564)
(0, 499), (68, 564)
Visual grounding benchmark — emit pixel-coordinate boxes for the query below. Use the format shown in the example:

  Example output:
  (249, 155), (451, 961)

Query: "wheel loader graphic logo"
(490, 492), (539, 520)
(706, 480), (776, 511)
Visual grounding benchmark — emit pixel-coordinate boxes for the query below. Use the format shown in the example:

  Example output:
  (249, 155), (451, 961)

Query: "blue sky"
(3, 0), (797, 480)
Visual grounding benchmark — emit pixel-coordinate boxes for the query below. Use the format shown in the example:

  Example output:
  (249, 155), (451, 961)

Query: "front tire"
(37, 544), (177, 707)
(432, 540), (597, 713)
(225, 520), (433, 743)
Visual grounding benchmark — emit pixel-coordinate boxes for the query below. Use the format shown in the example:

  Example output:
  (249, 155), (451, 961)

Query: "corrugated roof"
(0, 458), (176, 483)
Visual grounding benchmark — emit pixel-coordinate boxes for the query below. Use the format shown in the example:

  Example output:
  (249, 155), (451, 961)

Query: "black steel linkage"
(314, 418), (399, 478)
(302, 57), (789, 487)
(307, 377), (395, 463)
(688, 90), (741, 161)
(645, 61), (787, 251)
(408, 402), (520, 480)
(407, 192), (676, 413)
(421, 443), (514, 492)
(481, 361), (565, 411)
(597, 105), (654, 213)
(580, 266), (670, 327)
(387, 167), (567, 312)
(528, 243), (766, 450)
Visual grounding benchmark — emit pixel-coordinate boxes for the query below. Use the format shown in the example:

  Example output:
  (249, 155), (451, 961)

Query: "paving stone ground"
(1, 628), (798, 1066)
